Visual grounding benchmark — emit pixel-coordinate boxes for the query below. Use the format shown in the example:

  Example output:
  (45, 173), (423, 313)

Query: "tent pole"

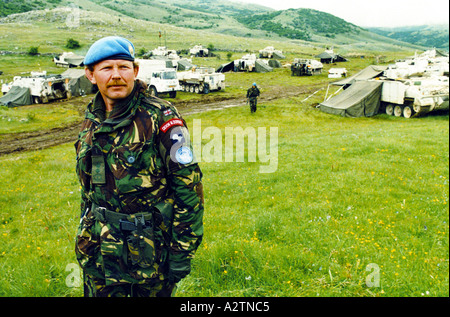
(324, 84), (330, 101)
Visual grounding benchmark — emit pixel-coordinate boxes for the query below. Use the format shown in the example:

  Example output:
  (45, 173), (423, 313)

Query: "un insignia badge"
(175, 146), (193, 165)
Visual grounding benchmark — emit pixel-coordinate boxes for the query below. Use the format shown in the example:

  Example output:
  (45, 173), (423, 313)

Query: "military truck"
(177, 67), (225, 94)
(136, 59), (181, 98)
(291, 58), (323, 76)
(1, 71), (71, 103)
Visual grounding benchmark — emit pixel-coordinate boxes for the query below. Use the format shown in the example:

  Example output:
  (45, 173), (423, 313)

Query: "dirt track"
(0, 85), (317, 156)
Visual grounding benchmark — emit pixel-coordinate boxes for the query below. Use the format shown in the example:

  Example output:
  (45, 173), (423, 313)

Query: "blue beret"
(84, 36), (135, 66)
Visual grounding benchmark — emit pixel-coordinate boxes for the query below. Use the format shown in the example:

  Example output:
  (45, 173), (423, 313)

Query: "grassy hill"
(235, 8), (363, 41)
(0, 0), (433, 52)
(368, 25), (449, 51)
(0, 0), (62, 17)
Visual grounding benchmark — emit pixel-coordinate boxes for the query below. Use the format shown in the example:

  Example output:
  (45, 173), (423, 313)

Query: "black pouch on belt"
(123, 215), (156, 268)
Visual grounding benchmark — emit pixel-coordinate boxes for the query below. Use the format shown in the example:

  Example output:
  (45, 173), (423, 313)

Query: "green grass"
(0, 103), (81, 136)
(0, 95), (448, 297)
(0, 146), (81, 296)
(177, 99), (449, 297)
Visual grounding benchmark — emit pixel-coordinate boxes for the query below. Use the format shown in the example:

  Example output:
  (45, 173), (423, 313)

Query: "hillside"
(368, 25), (449, 51)
(235, 8), (363, 41)
(0, 0), (62, 17)
(0, 0), (430, 54)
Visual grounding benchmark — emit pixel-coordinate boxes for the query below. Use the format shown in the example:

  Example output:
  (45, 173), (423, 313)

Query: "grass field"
(0, 91), (448, 297)
(0, 7), (448, 298)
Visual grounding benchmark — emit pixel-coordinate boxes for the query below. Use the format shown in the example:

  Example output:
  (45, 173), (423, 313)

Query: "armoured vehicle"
(53, 52), (84, 68)
(149, 47), (180, 60)
(234, 54), (257, 72)
(136, 59), (181, 98)
(1, 71), (71, 103)
(381, 50), (449, 118)
(381, 76), (449, 118)
(259, 46), (285, 59)
(177, 67), (225, 94)
(189, 45), (209, 57)
(291, 59), (323, 76)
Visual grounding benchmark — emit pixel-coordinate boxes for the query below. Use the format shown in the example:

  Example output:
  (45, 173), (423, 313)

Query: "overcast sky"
(231, 0), (449, 28)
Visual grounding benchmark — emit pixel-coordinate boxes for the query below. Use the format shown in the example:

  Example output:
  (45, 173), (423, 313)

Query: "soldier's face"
(86, 59), (139, 105)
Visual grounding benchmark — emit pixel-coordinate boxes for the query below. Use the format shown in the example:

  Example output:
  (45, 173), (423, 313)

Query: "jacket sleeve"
(156, 108), (204, 262)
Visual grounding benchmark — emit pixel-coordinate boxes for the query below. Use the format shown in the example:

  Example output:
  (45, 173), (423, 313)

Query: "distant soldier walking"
(247, 82), (260, 113)
(74, 36), (204, 297)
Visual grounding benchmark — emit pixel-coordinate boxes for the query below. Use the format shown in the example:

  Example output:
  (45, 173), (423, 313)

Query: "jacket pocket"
(126, 225), (156, 268)
(111, 143), (162, 194)
(75, 140), (92, 191)
(75, 211), (100, 270)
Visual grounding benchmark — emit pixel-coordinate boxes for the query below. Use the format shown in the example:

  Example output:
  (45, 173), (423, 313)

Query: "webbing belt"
(91, 203), (153, 225)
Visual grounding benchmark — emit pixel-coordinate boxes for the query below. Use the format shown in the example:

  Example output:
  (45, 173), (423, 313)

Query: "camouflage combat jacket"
(74, 80), (204, 285)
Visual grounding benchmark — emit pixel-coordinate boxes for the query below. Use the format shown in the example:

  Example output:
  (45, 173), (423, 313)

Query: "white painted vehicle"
(136, 59), (181, 98)
(190, 45), (209, 57)
(1, 71), (71, 103)
(328, 67), (347, 78)
(178, 67), (225, 94)
(382, 76), (449, 118)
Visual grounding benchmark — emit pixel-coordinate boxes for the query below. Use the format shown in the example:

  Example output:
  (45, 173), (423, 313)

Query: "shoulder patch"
(160, 118), (184, 133)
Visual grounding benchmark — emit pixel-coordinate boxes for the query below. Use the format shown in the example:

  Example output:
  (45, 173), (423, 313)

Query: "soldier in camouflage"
(74, 36), (204, 297)
(247, 83), (260, 113)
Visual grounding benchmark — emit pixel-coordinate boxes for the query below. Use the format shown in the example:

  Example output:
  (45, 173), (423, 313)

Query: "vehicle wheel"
(150, 86), (158, 97)
(403, 105), (414, 118)
(169, 91), (177, 98)
(199, 84), (204, 94)
(194, 85), (200, 94)
(385, 104), (394, 116)
(189, 85), (195, 93)
(394, 105), (403, 117)
(33, 96), (41, 104)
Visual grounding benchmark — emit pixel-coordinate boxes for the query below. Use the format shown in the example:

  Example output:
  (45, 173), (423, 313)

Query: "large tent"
(316, 51), (347, 64)
(255, 60), (273, 73)
(0, 86), (32, 107)
(216, 60), (273, 73)
(177, 59), (194, 71)
(332, 65), (387, 87)
(319, 81), (383, 117)
(62, 69), (95, 97)
(272, 51), (286, 59)
(216, 61), (234, 73)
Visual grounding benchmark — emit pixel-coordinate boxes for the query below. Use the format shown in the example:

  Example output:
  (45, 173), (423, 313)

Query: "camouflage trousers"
(249, 98), (257, 113)
(83, 272), (177, 297)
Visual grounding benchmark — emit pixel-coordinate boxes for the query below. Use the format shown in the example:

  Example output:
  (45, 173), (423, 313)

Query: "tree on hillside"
(66, 38), (81, 49)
